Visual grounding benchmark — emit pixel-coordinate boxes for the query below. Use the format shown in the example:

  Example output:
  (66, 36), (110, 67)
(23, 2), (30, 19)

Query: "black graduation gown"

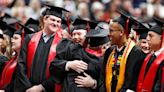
(143, 55), (164, 92)
(0, 56), (8, 75)
(1, 56), (17, 92)
(50, 38), (103, 92)
(3, 70), (16, 92)
(98, 45), (146, 92)
(14, 34), (55, 92)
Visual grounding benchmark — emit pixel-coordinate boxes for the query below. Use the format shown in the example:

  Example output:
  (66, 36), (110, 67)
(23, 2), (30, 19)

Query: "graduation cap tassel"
(126, 17), (130, 38)
(66, 14), (71, 35)
(86, 21), (90, 32)
(160, 24), (164, 48)
(21, 30), (25, 47)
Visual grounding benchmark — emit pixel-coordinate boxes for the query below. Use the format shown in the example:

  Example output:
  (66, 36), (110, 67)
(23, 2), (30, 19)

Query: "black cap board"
(149, 17), (164, 35)
(43, 3), (70, 18)
(72, 18), (97, 32)
(113, 7), (134, 35)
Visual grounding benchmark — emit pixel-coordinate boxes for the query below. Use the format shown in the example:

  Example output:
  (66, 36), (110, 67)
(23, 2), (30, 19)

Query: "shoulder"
(104, 45), (116, 57)
(130, 45), (145, 56)
(56, 38), (73, 53)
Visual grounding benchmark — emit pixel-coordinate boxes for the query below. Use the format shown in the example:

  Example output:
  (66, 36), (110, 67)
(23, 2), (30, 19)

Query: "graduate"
(85, 26), (110, 57)
(98, 9), (145, 92)
(73, 26), (110, 91)
(131, 18), (150, 54)
(0, 19), (36, 92)
(50, 18), (106, 92)
(14, 4), (69, 92)
(136, 17), (164, 92)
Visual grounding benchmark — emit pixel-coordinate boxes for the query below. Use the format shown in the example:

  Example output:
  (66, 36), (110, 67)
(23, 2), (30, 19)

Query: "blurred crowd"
(0, 0), (164, 24)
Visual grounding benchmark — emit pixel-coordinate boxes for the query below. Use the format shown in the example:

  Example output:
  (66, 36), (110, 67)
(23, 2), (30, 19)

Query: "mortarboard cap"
(24, 18), (39, 32)
(72, 18), (97, 32)
(113, 7), (133, 35)
(85, 27), (109, 37)
(0, 19), (17, 37)
(149, 17), (164, 48)
(18, 23), (36, 35)
(2, 14), (20, 25)
(85, 27), (110, 47)
(130, 17), (150, 40)
(88, 37), (110, 47)
(149, 17), (164, 35)
(97, 21), (110, 31)
(43, 3), (70, 18)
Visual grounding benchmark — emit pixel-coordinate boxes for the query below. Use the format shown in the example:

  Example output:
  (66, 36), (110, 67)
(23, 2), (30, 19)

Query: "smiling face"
(138, 39), (150, 54)
(72, 29), (87, 45)
(109, 22), (123, 45)
(43, 15), (61, 34)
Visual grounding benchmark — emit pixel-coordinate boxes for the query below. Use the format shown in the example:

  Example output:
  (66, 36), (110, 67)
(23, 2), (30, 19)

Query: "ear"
(43, 15), (49, 24)
(120, 30), (124, 36)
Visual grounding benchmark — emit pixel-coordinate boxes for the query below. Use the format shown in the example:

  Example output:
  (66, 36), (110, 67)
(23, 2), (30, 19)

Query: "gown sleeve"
(50, 39), (72, 83)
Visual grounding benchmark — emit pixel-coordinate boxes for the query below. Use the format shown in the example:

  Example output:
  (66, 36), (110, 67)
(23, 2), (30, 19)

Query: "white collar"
(154, 47), (164, 56)
(42, 31), (55, 38)
(117, 45), (125, 52)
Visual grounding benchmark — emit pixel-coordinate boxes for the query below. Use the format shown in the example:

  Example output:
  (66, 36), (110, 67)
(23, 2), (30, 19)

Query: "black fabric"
(143, 54), (164, 92)
(85, 28), (109, 38)
(149, 17), (164, 35)
(50, 38), (103, 92)
(0, 56), (9, 76)
(98, 45), (146, 92)
(14, 33), (55, 92)
(3, 69), (16, 92)
(89, 37), (110, 47)
(113, 8), (134, 33)
(0, 56), (18, 92)
(72, 18), (97, 32)
(43, 3), (69, 18)
(139, 32), (148, 40)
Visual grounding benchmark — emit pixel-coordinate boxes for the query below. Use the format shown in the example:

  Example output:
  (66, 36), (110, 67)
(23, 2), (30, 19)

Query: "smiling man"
(14, 4), (69, 92)
(98, 9), (145, 92)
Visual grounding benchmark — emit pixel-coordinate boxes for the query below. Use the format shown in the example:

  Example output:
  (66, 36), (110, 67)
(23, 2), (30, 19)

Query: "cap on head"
(131, 17), (150, 40)
(72, 18), (97, 32)
(42, 3), (70, 18)
(85, 27), (110, 47)
(113, 7), (134, 35)
(149, 17), (164, 35)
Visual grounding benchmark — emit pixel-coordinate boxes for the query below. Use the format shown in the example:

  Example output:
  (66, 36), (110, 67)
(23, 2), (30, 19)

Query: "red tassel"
(21, 30), (24, 47)
(66, 14), (71, 35)
(86, 21), (90, 32)
(126, 17), (130, 38)
(160, 24), (164, 48)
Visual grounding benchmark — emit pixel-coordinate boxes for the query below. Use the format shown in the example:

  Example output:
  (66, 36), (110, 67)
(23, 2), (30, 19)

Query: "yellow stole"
(105, 39), (135, 92)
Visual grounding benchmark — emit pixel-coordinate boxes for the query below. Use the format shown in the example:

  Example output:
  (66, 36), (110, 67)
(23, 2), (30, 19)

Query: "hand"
(67, 60), (88, 73)
(0, 90), (5, 92)
(74, 72), (96, 88)
(26, 85), (44, 92)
